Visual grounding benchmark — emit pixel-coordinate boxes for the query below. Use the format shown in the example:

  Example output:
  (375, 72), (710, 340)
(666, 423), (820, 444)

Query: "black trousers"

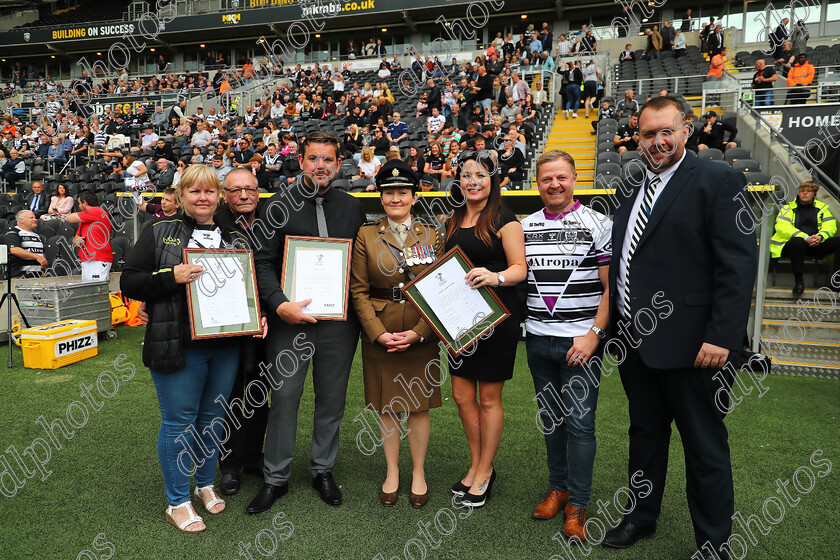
(219, 336), (270, 474)
(781, 236), (840, 278)
(786, 87), (811, 105)
(618, 337), (734, 556)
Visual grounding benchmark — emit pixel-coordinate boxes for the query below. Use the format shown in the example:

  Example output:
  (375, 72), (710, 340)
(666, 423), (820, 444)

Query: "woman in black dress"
(445, 150), (526, 508)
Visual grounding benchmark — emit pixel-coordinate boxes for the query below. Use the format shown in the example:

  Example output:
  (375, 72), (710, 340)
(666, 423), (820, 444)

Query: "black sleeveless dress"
(445, 208), (522, 382)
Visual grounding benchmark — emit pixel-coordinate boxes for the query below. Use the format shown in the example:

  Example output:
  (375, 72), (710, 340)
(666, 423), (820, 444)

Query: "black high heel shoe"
(461, 468), (496, 508)
(451, 480), (470, 496)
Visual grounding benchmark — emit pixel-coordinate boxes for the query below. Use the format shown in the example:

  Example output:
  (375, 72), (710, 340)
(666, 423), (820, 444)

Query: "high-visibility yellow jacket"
(771, 198), (837, 258)
(786, 61), (815, 87)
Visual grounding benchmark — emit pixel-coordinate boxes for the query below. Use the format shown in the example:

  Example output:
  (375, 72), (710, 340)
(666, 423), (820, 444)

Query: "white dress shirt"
(616, 151), (687, 317)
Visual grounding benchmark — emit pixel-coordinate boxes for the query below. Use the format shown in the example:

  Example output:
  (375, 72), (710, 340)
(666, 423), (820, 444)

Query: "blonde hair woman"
(121, 164), (264, 535)
(358, 147), (381, 190)
(176, 117), (191, 137)
(382, 84), (396, 103)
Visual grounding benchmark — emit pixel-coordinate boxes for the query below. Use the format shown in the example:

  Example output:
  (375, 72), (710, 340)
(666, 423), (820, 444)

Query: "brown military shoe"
(564, 504), (587, 541)
(531, 488), (570, 520)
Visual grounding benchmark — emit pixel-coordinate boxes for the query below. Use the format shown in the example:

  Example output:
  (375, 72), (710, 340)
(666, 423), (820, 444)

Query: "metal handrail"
(740, 99), (840, 201)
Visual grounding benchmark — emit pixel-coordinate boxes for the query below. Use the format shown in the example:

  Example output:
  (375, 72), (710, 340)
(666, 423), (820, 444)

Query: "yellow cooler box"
(20, 320), (99, 369)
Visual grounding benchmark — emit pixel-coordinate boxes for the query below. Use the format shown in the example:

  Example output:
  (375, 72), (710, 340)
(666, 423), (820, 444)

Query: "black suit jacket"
(427, 85), (442, 111)
(608, 151), (757, 369)
(24, 191), (49, 218)
(707, 32), (722, 53)
(492, 86), (508, 106)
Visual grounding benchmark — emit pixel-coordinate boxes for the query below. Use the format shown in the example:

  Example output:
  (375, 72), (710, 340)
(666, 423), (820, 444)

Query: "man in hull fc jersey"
(523, 150), (612, 545)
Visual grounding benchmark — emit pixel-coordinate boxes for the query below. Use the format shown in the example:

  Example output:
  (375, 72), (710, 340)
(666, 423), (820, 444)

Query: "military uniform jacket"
(351, 217), (443, 344)
(350, 216), (444, 412)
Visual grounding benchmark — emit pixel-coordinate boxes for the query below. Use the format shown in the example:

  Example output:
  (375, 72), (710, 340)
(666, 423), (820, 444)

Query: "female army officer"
(350, 159), (444, 509)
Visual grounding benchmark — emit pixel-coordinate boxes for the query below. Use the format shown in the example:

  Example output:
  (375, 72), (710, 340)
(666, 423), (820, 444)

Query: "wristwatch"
(496, 273), (506, 287)
(590, 326), (607, 340)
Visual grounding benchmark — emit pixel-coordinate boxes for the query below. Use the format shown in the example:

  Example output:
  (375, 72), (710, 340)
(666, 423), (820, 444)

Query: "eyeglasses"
(225, 187), (259, 196)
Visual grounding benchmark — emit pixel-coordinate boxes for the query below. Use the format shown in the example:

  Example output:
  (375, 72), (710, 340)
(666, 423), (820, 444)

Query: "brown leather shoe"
(532, 488), (570, 519)
(379, 488), (398, 507)
(409, 490), (429, 509)
(564, 504), (587, 541)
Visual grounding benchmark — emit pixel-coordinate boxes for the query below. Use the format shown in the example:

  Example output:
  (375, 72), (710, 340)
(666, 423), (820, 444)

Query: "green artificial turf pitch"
(0, 325), (838, 560)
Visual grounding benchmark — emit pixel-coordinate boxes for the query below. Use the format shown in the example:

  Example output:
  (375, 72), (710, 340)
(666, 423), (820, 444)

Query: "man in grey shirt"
(190, 121), (212, 147)
(211, 154), (232, 181)
(500, 97), (521, 123)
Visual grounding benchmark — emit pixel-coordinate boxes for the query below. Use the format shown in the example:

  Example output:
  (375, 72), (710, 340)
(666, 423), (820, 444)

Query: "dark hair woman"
(444, 150), (526, 508)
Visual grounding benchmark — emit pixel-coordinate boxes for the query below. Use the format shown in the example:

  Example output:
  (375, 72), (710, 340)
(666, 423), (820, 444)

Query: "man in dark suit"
(707, 25), (724, 57)
(247, 132), (366, 514)
(491, 77), (507, 106)
(602, 97), (757, 560)
(770, 17), (789, 58)
(23, 181), (49, 218)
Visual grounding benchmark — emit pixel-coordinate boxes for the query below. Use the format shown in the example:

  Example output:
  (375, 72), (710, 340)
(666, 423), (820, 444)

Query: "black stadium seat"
(732, 159), (761, 173)
(620, 151), (642, 166)
(698, 148), (724, 160)
(598, 141), (616, 153)
(595, 163), (621, 178)
(724, 148), (752, 163)
(597, 153), (620, 165)
(331, 179), (351, 191)
(745, 172), (772, 185)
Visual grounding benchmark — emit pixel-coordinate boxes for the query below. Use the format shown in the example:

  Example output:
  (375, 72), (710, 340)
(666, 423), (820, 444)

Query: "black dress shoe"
(219, 472), (240, 496)
(245, 483), (288, 514)
(602, 519), (657, 549)
(793, 282), (805, 296)
(313, 472), (342, 506)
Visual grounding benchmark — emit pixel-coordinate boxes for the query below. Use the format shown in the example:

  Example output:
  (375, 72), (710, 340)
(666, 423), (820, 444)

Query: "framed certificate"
(183, 248), (262, 339)
(402, 246), (509, 357)
(280, 236), (352, 320)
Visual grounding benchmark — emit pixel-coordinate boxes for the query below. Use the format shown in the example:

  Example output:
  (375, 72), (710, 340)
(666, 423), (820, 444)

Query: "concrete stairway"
(543, 108), (598, 187)
(757, 269), (840, 379)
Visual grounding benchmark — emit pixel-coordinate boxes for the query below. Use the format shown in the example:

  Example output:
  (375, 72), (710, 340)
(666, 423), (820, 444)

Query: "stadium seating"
(16, 1), (132, 30)
(617, 46), (708, 97)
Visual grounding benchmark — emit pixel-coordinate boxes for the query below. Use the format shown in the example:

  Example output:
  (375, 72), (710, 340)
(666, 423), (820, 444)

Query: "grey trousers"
(262, 316), (360, 485)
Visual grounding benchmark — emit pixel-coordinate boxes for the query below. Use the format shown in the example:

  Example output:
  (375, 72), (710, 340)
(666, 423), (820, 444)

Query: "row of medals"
(405, 245), (435, 266)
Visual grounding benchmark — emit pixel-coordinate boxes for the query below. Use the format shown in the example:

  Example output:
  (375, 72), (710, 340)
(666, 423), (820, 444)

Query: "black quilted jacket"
(120, 214), (249, 372)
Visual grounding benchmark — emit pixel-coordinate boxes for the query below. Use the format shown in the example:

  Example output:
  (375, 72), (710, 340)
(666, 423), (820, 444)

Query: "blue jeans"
(754, 89), (774, 106)
(526, 334), (601, 508)
(566, 84), (581, 112)
(150, 345), (240, 506)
